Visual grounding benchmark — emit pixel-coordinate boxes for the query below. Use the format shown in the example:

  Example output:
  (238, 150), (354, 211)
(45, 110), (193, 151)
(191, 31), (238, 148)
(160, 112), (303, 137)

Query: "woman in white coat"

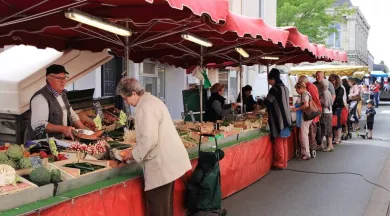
(117, 78), (192, 216)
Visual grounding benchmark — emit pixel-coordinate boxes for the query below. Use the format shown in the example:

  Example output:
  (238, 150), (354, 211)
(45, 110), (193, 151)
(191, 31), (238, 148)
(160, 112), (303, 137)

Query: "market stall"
(0, 128), (297, 216)
(289, 64), (369, 77)
(0, 1), (345, 215)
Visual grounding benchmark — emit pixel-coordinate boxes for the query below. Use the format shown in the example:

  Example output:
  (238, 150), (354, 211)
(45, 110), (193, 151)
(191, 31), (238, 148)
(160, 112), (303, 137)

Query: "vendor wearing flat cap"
(27, 64), (87, 141)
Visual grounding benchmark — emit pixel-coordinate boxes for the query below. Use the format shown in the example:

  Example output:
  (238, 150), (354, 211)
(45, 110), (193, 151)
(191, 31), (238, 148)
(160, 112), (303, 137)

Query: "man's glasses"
(50, 75), (69, 81)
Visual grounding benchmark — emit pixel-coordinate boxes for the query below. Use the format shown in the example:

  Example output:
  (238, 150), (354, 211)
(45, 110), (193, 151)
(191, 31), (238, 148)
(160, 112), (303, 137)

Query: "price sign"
(93, 115), (103, 130)
(30, 156), (43, 168)
(119, 110), (127, 126)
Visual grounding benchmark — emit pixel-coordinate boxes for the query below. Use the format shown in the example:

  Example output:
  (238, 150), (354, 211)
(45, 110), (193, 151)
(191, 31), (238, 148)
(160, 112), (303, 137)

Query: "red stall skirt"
(28, 134), (295, 216)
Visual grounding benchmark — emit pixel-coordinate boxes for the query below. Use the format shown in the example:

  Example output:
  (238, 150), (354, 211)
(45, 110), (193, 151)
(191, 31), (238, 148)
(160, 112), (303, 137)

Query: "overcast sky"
(350, 0), (389, 65)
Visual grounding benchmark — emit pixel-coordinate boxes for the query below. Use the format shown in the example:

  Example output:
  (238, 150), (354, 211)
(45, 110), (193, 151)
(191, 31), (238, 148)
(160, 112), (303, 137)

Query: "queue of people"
(291, 72), (356, 159)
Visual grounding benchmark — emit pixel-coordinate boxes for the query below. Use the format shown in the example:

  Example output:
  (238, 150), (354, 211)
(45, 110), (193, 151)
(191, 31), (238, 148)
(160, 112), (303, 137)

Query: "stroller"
(186, 133), (227, 216)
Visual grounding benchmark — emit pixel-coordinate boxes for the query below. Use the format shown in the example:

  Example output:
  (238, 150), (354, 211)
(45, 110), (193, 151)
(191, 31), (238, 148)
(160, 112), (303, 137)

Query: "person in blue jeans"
(365, 100), (376, 139)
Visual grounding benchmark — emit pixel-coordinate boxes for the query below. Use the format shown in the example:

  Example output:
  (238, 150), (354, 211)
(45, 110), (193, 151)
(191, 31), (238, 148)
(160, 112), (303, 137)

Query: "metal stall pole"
(199, 46), (204, 123)
(124, 22), (129, 78)
(239, 55), (243, 114)
(267, 64), (270, 91)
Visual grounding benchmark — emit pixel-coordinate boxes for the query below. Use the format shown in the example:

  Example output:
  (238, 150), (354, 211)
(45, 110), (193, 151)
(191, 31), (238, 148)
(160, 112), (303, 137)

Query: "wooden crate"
(0, 176), (37, 197)
(49, 159), (110, 179)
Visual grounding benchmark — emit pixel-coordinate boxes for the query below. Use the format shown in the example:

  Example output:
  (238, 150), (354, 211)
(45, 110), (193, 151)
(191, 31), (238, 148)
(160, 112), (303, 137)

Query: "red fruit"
(39, 151), (48, 158)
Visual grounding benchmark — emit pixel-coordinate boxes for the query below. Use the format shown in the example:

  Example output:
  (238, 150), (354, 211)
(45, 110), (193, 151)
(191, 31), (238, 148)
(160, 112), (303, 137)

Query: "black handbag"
(316, 121), (322, 145)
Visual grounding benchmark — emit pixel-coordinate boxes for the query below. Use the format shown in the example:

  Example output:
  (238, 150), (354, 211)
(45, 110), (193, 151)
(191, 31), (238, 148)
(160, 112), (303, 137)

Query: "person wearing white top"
(27, 64), (87, 141)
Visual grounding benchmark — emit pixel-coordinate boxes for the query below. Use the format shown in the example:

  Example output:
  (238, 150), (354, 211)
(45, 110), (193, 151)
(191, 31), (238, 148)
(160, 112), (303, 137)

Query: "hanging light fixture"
(235, 47), (249, 58)
(181, 33), (213, 47)
(65, 9), (132, 37)
(261, 56), (279, 60)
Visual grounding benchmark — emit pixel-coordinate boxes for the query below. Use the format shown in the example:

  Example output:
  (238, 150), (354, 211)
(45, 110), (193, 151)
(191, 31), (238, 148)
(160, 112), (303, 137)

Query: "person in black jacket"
(205, 83), (237, 122)
(237, 85), (257, 112)
(329, 75), (344, 144)
(342, 77), (350, 103)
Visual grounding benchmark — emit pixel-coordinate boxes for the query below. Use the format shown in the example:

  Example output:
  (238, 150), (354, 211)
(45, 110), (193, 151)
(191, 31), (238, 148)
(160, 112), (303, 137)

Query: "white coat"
(132, 93), (192, 191)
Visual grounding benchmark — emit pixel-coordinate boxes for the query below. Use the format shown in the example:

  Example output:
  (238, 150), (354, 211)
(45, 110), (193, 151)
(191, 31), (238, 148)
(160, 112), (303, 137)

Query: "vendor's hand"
(291, 107), (297, 112)
(231, 103), (237, 109)
(62, 126), (75, 140)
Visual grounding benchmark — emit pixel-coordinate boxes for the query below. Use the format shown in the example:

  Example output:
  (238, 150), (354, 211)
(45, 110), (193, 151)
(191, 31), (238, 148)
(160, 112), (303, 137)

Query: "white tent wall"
(66, 67), (102, 98)
(165, 66), (186, 120)
(0, 46), (112, 115)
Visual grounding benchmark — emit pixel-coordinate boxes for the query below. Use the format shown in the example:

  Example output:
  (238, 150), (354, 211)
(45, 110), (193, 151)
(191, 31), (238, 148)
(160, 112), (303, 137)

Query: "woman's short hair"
(295, 81), (306, 90)
(116, 78), (145, 97)
(210, 83), (224, 93)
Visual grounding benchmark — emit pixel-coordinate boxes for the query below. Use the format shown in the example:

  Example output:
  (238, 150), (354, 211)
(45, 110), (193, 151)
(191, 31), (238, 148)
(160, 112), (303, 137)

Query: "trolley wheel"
(310, 149), (317, 158)
(295, 149), (301, 158)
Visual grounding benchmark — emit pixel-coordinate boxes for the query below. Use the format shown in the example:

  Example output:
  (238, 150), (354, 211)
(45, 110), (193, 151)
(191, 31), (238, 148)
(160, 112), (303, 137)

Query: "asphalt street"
(223, 103), (390, 216)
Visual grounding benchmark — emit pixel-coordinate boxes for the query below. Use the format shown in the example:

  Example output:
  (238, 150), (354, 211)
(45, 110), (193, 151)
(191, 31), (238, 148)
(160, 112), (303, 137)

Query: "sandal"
(322, 147), (333, 152)
(301, 155), (310, 160)
(335, 141), (341, 145)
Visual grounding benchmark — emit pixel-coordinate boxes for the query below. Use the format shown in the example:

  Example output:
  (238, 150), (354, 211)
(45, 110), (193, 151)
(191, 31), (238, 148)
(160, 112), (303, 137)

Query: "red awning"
(337, 51), (348, 62)
(0, 0), (345, 69)
(212, 11), (289, 46)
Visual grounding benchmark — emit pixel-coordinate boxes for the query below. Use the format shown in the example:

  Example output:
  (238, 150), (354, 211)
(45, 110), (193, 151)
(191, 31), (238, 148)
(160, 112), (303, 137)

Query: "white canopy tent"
(0, 45), (112, 114)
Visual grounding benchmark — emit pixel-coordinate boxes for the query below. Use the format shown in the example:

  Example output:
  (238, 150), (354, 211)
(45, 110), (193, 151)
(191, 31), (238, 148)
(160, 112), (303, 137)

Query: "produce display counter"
(0, 129), (297, 216)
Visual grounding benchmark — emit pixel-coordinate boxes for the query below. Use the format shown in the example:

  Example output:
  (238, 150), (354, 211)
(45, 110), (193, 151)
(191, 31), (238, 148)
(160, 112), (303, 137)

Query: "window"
(326, 24), (341, 48)
(218, 69), (238, 103)
(139, 62), (165, 102)
(218, 70), (229, 99)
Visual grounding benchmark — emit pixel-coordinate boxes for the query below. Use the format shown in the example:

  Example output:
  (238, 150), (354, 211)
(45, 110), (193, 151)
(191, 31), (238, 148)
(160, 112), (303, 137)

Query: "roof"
(333, 0), (353, 7)
(374, 64), (386, 72)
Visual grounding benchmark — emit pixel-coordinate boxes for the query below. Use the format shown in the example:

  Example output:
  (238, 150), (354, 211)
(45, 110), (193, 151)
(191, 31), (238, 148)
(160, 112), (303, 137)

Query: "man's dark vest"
(27, 86), (71, 141)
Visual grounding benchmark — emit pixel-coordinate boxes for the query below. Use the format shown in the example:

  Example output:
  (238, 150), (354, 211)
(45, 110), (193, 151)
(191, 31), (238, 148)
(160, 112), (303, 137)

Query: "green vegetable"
(6, 145), (24, 160)
(48, 139), (58, 157)
(221, 121), (231, 127)
(0, 152), (9, 161)
(18, 158), (32, 169)
(0, 160), (16, 169)
(29, 167), (51, 186)
(64, 162), (105, 175)
(50, 169), (61, 183)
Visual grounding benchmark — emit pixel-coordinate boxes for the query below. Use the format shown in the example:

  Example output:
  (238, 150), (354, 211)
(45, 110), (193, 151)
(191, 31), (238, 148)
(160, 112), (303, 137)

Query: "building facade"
(368, 51), (374, 71)
(326, 0), (370, 66)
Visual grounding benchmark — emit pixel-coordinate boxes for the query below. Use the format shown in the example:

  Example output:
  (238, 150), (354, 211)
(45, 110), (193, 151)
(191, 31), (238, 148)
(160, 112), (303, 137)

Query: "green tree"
(277, 0), (355, 44)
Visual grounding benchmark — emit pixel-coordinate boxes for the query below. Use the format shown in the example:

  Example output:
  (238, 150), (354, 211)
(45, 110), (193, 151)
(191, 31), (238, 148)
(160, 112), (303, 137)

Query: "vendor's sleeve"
(69, 107), (80, 123)
(212, 100), (232, 118)
(30, 95), (49, 131)
(131, 108), (159, 163)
